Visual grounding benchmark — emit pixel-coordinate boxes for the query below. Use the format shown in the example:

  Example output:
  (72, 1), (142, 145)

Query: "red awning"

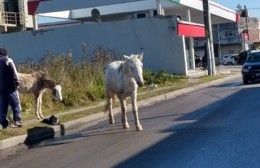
(177, 22), (205, 37)
(28, 0), (51, 15)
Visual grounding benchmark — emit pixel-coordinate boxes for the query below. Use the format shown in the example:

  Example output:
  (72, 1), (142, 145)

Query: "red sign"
(243, 32), (249, 41)
(28, 0), (51, 15)
(177, 23), (205, 37)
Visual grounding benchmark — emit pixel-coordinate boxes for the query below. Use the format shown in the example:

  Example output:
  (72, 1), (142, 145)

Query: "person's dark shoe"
(2, 120), (9, 129)
(14, 120), (23, 127)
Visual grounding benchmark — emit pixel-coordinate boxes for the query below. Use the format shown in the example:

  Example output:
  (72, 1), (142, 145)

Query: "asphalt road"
(1, 77), (260, 168)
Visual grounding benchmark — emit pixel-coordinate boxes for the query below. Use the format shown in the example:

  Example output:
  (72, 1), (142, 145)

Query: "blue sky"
(213, 0), (260, 17)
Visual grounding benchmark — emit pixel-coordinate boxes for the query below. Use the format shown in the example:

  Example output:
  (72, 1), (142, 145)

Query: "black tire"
(243, 78), (248, 85)
(195, 62), (201, 68)
(200, 62), (207, 70)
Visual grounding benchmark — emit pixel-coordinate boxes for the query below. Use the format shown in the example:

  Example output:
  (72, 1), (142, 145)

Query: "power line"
(247, 7), (260, 10)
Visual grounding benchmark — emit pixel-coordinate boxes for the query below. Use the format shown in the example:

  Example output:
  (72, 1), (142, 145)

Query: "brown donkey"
(17, 72), (63, 120)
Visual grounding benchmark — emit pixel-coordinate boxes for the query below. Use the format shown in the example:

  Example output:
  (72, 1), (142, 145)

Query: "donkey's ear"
(57, 80), (62, 85)
(123, 55), (130, 61)
(137, 52), (143, 61)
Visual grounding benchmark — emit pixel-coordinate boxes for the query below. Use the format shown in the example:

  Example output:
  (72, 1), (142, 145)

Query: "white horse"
(17, 72), (63, 120)
(105, 53), (144, 131)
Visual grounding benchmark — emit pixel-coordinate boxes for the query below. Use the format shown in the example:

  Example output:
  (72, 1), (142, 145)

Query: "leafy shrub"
(143, 69), (186, 85)
(17, 46), (116, 111)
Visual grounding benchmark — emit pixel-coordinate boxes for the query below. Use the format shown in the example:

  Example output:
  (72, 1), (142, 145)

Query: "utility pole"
(243, 5), (250, 50)
(202, 0), (216, 75)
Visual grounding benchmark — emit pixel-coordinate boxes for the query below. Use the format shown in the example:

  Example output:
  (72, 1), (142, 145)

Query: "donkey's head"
(39, 73), (63, 101)
(123, 53), (144, 87)
(52, 84), (63, 101)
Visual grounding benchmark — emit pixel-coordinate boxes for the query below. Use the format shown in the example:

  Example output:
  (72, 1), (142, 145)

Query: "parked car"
(237, 50), (251, 65)
(241, 50), (260, 84)
(221, 54), (238, 65)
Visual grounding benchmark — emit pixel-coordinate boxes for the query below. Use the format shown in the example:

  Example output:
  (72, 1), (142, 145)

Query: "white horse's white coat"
(105, 53), (144, 131)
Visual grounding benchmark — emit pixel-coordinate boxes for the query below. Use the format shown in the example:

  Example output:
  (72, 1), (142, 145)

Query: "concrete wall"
(220, 44), (241, 55)
(0, 16), (186, 74)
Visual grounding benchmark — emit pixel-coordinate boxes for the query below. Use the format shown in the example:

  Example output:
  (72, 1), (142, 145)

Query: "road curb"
(0, 74), (241, 150)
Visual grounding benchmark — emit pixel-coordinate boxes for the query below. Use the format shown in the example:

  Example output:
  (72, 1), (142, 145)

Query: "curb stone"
(0, 73), (241, 150)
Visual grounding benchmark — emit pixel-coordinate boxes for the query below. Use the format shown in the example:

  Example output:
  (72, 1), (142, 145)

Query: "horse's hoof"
(123, 123), (130, 129)
(109, 118), (115, 125)
(136, 126), (143, 131)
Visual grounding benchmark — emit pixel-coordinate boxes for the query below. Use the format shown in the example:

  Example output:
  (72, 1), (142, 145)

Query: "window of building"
(136, 13), (146, 18)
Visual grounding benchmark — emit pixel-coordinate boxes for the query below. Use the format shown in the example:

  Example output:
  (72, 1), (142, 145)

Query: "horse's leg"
(107, 94), (115, 125)
(38, 92), (44, 119)
(131, 92), (143, 131)
(34, 94), (41, 120)
(119, 98), (129, 129)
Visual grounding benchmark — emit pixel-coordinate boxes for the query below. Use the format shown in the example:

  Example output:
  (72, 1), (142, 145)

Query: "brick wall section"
(249, 29), (260, 43)
(239, 17), (260, 43)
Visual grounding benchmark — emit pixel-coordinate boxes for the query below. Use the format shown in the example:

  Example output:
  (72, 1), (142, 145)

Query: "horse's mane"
(31, 71), (57, 85)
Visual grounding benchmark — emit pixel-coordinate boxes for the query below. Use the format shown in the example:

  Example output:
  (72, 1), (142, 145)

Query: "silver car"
(221, 54), (238, 65)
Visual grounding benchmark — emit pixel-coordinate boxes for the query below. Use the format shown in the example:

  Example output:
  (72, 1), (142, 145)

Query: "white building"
(0, 0), (238, 75)
(0, 0), (34, 32)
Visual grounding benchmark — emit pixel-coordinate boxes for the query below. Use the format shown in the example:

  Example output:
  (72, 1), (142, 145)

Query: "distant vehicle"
(221, 54), (238, 65)
(237, 50), (251, 65)
(241, 50), (260, 84)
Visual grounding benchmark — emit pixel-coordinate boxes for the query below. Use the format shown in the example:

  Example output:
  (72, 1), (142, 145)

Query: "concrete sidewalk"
(0, 73), (242, 150)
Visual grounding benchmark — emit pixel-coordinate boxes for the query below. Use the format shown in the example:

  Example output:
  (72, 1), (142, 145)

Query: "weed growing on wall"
(17, 46), (117, 113)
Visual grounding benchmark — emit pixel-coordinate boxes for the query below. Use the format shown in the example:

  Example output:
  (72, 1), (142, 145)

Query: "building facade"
(238, 17), (260, 50)
(0, 0), (238, 75)
(0, 0), (33, 32)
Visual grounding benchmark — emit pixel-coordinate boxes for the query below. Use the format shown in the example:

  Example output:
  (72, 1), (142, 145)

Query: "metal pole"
(217, 24), (221, 62)
(187, 9), (195, 70)
(32, 15), (38, 31)
(156, 0), (163, 15)
(244, 5), (250, 50)
(202, 0), (216, 75)
(244, 5), (249, 41)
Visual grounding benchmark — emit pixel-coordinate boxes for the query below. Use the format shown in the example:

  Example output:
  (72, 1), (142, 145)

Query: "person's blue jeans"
(7, 90), (22, 122)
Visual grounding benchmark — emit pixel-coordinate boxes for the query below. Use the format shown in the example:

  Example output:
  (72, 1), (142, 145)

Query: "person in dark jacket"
(0, 48), (22, 127)
(0, 52), (9, 128)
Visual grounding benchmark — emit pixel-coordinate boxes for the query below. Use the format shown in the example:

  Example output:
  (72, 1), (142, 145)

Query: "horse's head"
(124, 53), (144, 87)
(52, 84), (63, 101)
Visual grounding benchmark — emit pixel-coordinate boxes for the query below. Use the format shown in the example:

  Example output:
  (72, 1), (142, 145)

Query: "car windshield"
(246, 52), (260, 62)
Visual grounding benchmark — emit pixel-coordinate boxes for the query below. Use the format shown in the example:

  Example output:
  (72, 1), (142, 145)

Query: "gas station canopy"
(28, 0), (238, 25)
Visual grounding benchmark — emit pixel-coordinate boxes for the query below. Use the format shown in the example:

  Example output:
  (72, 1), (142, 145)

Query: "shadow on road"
(113, 86), (260, 168)
(20, 84), (260, 168)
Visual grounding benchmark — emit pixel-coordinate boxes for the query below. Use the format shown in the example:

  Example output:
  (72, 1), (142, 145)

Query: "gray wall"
(0, 16), (186, 74)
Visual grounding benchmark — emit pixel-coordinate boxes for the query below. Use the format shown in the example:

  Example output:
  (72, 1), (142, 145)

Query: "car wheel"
(227, 62), (233, 65)
(243, 78), (248, 85)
